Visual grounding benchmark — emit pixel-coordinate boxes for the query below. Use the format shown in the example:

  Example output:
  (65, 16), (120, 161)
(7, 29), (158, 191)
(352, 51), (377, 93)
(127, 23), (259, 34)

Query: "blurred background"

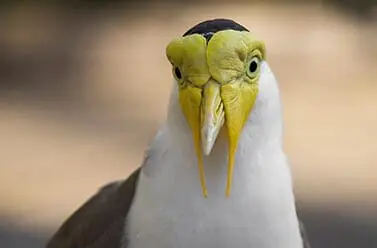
(0, 0), (376, 247)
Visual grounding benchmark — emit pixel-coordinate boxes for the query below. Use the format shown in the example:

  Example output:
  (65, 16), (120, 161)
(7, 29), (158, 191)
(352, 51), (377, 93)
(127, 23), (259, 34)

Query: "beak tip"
(202, 138), (214, 156)
(201, 127), (217, 156)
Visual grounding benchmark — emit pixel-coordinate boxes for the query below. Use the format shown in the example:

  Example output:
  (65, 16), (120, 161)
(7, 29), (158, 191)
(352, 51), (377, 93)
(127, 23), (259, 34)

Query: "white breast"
(124, 62), (303, 248)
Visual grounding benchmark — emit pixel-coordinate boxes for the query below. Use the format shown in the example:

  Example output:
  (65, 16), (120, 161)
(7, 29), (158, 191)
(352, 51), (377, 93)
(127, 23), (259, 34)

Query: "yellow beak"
(201, 80), (224, 156)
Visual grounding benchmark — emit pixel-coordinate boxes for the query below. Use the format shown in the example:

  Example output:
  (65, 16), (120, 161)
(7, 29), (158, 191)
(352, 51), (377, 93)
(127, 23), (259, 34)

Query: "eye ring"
(246, 56), (260, 78)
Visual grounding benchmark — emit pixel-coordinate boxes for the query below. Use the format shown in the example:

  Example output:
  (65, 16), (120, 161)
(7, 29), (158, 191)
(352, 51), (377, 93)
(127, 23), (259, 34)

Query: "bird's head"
(166, 19), (268, 198)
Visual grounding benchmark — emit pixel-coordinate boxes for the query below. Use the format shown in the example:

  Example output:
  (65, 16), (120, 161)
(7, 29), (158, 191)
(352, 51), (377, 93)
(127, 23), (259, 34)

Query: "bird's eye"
(246, 57), (260, 78)
(173, 66), (182, 81)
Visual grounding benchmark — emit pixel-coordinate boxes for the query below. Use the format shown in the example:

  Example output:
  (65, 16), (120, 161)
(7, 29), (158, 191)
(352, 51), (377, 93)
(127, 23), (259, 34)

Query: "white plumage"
(126, 62), (303, 248)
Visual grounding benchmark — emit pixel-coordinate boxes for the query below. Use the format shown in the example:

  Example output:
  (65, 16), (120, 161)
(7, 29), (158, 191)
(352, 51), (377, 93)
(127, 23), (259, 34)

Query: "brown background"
(0, 1), (376, 247)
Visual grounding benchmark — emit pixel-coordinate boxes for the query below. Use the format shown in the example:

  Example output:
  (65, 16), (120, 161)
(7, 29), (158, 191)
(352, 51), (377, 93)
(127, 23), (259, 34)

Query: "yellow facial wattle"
(166, 30), (265, 198)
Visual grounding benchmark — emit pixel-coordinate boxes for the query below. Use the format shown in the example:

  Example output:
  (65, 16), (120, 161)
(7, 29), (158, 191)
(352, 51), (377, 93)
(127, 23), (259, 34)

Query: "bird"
(46, 18), (311, 248)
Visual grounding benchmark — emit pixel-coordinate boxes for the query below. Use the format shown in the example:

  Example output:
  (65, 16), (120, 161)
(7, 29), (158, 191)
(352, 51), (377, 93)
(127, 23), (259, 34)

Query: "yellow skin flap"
(166, 30), (265, 197)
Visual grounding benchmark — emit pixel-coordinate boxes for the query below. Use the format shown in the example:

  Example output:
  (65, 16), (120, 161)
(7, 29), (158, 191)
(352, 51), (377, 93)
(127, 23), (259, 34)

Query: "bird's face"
(166, 22), (266, 198)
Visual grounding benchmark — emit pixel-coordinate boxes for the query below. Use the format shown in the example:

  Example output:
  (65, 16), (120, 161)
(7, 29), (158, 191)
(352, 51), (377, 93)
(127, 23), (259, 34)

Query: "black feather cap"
(183, 18), (249, 42)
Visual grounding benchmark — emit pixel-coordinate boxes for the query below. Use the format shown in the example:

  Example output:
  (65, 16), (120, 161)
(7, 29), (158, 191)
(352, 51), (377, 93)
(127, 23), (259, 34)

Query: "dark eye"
(174, 66), (182, 80)
(246, 57), (260, 78)
(249, 60), (258, 73)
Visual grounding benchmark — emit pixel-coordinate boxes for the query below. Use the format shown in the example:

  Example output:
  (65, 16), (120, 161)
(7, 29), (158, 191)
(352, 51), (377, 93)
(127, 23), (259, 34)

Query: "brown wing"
(299, 218), (312, 248)
(46, 168), (141, 248)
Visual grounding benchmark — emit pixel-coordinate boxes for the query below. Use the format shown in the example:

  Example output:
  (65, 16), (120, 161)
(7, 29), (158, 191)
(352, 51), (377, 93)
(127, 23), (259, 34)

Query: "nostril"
(216, 102), (223, 116)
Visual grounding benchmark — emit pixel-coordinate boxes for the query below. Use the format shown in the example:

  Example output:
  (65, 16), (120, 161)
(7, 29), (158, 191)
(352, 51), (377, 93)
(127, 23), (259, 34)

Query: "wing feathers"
(46, 168), (141, 248)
